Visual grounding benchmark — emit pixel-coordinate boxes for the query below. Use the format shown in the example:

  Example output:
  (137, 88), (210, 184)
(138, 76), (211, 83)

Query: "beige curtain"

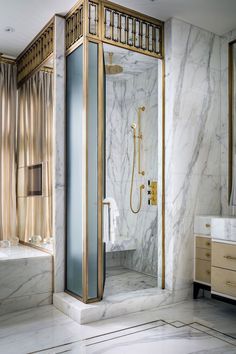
(17, 70), (53, 243)
(0, 63), (17, 241)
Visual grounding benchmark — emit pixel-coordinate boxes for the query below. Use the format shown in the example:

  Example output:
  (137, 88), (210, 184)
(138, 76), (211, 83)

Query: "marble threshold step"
(53, 288), (173, 324)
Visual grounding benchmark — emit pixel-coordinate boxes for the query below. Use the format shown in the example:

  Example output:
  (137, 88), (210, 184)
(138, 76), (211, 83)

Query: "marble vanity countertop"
(194, 215), (220, 236)
(0, 244), (51, 260)
(211, 217), (236, 243)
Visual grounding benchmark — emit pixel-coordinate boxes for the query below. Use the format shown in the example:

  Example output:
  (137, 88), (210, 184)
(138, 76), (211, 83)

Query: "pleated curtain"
(0, 63), (17, 241)
(17, 70), (53, 243)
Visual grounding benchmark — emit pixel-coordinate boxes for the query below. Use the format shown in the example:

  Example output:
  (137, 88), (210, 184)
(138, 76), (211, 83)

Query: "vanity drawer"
(212, 267), (236, 298)
(196, 247), (211, 261)
(195, 236), (211, 250)
(195, 259), (211, 284)
(212, 242), (236, 271)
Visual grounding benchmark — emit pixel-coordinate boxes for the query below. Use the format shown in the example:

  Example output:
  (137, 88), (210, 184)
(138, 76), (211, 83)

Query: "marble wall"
(53, 16), (66, 293)
(220, 28), (236, 216)
(165, 18), (222, 295)
(105, 63), (159, 276)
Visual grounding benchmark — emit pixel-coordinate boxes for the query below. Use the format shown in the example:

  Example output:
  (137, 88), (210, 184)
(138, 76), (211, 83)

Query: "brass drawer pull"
(206, 252), (211, 258)
(205, 224), (211, 228)
(206, 242), (211, 246)
(226, 281), (236, 287)
(224, 255), (236, 261)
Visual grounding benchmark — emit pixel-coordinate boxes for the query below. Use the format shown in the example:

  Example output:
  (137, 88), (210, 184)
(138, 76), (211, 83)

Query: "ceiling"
(0, 0), (236, 57)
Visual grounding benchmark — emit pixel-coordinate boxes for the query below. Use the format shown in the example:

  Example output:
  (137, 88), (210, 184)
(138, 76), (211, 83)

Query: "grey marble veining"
(105, 58), (159, 276)
(53, 16), (66, 293)
(164, 18), (222, 292)
(211, 216), (236, 242)
(104, 266), (157, 296)
(0, 298), (236, 354)
(0, 245), (53, 315)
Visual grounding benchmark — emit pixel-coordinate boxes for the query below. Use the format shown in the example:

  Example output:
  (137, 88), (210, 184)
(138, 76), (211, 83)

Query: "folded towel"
(103, 197), (119, 244)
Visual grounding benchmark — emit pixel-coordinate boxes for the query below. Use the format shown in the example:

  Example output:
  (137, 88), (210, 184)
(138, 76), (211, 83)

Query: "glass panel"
(88, 42), (98, 299)
(155, 27), (160, 53)
(113, 12), (119, 41)
(141, 23), (147, 50)
(66, 45), (83, 297)
(89, 3), (97, 35)
(128, 18), (133, 46)
(148, 25), (153, 51)
(135, 20), (140, 48)
(120, 15), (126, 44)
(105, 9), (112, 39)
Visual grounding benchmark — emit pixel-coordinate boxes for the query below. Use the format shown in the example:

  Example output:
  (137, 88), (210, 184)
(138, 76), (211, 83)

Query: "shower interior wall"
(105, 56), (159, 277)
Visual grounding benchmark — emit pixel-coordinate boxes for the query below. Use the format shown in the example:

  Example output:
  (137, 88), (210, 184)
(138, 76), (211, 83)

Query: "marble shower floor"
(104, 266), (157, 296)
(0, 298), (236, 354)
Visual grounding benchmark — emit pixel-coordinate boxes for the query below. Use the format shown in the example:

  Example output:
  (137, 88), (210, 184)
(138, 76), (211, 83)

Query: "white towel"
(230, 153), (236, 206)
(103, 197), (119, 244)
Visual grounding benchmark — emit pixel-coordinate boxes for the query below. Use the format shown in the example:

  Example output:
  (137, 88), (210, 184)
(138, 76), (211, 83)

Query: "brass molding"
(66, 1), (84, 50)
(0, 55), (16, 65)
(16, 17), (54, 87)
(65, 0), (164, 58)
(228, 39), (236, 203)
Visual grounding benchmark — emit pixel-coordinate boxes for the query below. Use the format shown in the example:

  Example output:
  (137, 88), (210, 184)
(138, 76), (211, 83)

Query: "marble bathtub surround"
(105, 45), (159, 277)
(0, 244), (53, 315)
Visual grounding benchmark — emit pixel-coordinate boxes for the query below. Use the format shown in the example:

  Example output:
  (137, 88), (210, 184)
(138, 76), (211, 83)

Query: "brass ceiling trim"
(66, 0), (164, 59)
(0, 57), (16, 65)
(16, 17), (54, 87)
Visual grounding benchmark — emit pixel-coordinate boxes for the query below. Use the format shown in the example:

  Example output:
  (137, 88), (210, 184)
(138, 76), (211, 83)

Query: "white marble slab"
(0, 244), (50, 259)
(0, 298), (236, 354)
(53, 289), (172, 324)
(53, 16), (66, 293)
(0, 244), (53, 315)
(164, 18), (222, 293)
(211, 216), (236, 242)
(194, 215), (219, 235)
(105, 59), (159, 276)
(106, 238), (137, 252)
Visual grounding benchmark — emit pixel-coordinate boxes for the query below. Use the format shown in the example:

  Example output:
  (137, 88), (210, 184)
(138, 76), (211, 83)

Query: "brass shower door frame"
(65, 0), (165, 303)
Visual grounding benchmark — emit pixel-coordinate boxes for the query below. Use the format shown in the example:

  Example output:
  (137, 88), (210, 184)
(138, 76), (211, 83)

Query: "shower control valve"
(147, 180), (157, 206)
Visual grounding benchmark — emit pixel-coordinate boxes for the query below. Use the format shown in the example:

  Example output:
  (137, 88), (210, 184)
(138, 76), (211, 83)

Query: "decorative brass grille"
(17, 19), (54, 86)
(88, 1), (99, 36)
(66, 3), (83, 50)
(102, 4), (162, 57)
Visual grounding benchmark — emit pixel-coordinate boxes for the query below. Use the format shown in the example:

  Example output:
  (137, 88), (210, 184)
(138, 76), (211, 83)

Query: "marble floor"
(104, 266), (157, 296)
(0, 298), (236, 354)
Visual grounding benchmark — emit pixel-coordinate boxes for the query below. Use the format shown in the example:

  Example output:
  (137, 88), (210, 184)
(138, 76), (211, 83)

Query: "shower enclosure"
(65, 0), (164, 303)
(103, 44), (160, 296)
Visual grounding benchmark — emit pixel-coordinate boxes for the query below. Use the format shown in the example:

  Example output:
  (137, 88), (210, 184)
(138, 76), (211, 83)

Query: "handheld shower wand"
(130, 107), (145, 214)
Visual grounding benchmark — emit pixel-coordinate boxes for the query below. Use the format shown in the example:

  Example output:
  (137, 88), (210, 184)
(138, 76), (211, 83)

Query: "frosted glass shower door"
(66, 45), (83, 297)
(66, 40), (104, 302)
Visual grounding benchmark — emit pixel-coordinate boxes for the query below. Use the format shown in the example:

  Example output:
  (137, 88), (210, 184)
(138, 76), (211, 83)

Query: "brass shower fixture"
(105, 52), (123, 75)
(130, 106), (145, 214)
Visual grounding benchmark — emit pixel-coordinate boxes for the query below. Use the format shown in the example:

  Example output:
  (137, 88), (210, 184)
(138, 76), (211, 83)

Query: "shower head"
(131, 123), (136, 130)
(105, 52), (123, 75)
